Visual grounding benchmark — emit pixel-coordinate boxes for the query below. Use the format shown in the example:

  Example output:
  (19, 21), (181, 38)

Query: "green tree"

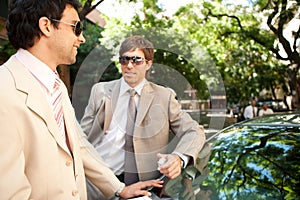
(99, 0), (214, 101)
(254, 0), (300, 108)
(78, 0), (105, 20)
(76, 0), (299, 110)
(0, 40), (16, 64)
(173, 0), (299, 108)
(172, 1), (289, 106)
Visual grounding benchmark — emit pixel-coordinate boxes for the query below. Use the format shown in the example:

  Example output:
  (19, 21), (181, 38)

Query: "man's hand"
(119, 179), (164, 199)
(157, 153), (182, 179)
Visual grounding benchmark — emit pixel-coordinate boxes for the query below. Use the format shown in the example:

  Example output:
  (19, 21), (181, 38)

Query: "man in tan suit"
(81, 35), (206, 199)
(0, 1), (162, 199)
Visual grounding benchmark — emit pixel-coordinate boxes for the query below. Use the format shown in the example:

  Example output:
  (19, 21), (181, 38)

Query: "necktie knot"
(129, 89), (137, 97)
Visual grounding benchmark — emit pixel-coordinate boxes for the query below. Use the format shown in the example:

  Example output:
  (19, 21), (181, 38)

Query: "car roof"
(207, 112), (300, 141)
(241, 112), (300, 125)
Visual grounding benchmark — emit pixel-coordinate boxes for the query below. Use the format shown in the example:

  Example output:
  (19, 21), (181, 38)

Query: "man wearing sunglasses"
(0, 1), (163, 199)
(81, 35), (205, 199)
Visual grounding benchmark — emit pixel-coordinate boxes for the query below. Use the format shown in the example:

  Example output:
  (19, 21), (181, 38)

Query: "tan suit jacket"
(81, 79), (205, 181)
(0, 56), (122, 200)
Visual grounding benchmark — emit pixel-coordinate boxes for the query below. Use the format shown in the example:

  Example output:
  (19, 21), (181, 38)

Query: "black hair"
(6, 0), (81, 49)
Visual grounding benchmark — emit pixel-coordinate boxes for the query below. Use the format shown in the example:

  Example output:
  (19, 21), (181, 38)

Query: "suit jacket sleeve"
(75, 107), (123, 198)
(0, 67), (31, 199)
(81, 84), (102, 136)
(80, 83), (106, 146)
(63, 82), (122, 198)
(168, 90), (206, 165)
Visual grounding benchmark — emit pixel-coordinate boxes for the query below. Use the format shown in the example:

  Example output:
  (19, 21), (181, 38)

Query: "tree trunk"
(79, 0), (104, 20)
(287, 65), (299, 109)
(58, 65), (71, 98)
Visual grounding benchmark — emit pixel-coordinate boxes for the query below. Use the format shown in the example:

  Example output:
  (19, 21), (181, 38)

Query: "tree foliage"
(253, 0), (300, 108)
(73, 0), (299, 109)
(78, 0), (105, 20)
(172, 0), (294, 106)
(98, 0), (220, 101)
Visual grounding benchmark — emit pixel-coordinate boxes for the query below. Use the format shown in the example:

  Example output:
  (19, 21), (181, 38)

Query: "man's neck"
(27, 44), (57, 72)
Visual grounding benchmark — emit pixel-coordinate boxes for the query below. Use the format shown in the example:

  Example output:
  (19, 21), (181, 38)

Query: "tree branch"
(207, 9), (243, 31)
(79, 0), (105, 20)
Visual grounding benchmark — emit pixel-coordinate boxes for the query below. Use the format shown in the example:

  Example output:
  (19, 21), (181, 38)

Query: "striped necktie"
(52, 73), (65, 142)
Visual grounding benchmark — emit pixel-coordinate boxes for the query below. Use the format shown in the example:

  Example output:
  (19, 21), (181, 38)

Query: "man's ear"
(146, 60), (153, 70)
(39, 17), (52, 37)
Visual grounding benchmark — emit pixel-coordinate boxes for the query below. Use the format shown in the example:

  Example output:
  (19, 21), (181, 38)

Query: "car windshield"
(201, 122), (300, 199)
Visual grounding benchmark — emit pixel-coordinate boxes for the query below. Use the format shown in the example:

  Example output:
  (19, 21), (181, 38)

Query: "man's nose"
(127, 60), (134, 68)
(79, 32), (86, 43)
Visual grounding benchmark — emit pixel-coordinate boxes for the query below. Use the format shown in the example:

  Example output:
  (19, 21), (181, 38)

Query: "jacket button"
(72, 190), (78, 196)
(66, 160), (72, 166)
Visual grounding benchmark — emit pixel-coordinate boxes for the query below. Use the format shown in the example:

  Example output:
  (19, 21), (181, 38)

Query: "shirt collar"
(120, 77), (146, 96)
(15, 49), (58, 94)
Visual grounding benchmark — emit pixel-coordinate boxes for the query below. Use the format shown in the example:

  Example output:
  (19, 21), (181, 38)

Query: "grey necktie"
(124, 89), (139, 185)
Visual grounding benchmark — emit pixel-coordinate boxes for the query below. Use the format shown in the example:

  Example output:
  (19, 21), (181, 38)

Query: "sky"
(96, 0), (298, 66)
(97, 0), (251, 22)
(156, 0), (251, 14)
(96, 0), (195, 21)
(97, 0), (144, 23)
(157, 0), (196, 16)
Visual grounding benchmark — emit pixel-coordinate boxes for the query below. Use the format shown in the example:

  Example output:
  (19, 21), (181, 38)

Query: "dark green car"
(165, 112), (300, 200)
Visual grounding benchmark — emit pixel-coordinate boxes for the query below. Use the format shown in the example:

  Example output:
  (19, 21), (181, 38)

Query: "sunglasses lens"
(119, 56), (145, 65)
(132, 57), (144, 65)
(119, 57), (129, 65)
(75, 22), (83, 36)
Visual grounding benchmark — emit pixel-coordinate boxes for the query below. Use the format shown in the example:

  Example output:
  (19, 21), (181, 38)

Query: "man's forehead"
(61, 4), (80, 20)
(124, 48), (144, 54)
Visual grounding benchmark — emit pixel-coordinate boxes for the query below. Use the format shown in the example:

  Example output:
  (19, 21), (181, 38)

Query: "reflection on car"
(257, 99), (289, 112)
(167, 112), (300, 199)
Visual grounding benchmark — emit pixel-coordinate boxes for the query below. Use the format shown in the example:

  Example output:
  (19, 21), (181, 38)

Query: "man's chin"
(124, 78), (137, 87)
(66, 58), (76, 65)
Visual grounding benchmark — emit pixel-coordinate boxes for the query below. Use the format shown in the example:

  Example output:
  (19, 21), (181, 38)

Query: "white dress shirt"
(243, 105), (258, 119)
(94, 78), (144, 175)
(258, 108), (274, 116)
(15, 49), (57, 100)
(15, 49), (67, 145)
(94, 77), (189, 175)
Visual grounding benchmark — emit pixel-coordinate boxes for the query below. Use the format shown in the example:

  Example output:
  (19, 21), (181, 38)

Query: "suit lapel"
(103, 80), (121, 132)
(60, 86), (76, 154)
(7, 56), (71, 155)
(103, 98), (112, 133)
(136, 82), (154, 125)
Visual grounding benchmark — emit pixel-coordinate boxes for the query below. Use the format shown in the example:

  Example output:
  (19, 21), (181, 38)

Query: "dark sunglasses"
(49, 18), (83, 37)
(119, 56), (146, 65)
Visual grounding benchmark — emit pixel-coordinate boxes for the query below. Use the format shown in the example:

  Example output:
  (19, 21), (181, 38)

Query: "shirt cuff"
(173, 152), (189, 168)
(114, 183), (125, 197)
